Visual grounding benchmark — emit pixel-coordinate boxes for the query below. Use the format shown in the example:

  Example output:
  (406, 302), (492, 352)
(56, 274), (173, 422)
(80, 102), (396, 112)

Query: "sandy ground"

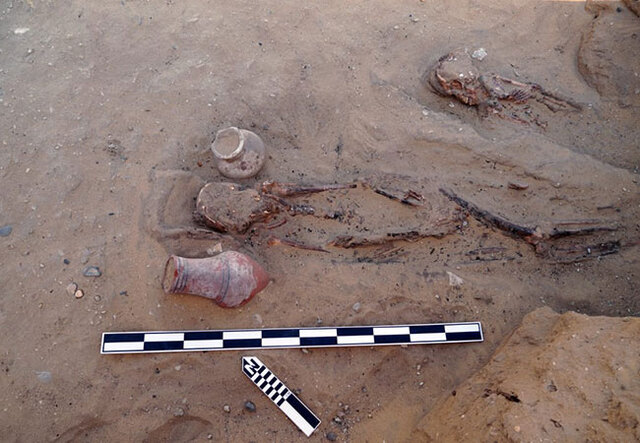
(413, 308), (640, 441)
(0, 0), (638, 441)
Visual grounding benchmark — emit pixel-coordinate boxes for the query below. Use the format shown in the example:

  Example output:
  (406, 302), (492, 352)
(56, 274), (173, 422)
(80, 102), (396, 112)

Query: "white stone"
(471, 48), (487, 61)
(447, 271), (464, 287)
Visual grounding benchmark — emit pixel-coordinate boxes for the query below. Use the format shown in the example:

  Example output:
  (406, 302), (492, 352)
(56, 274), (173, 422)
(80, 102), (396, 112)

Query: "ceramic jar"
(162, 251), (270, 308)
(211, 127), (266, 179)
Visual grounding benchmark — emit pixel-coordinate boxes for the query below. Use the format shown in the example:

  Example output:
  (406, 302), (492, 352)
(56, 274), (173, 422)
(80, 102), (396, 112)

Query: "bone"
(261, 181), (356, 197)
(267, 236), (329, 253)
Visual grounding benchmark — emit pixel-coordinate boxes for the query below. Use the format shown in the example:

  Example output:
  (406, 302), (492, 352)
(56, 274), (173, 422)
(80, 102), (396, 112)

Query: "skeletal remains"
(195, 176), (462, 252)
(191, 176), (621, 263)
(426, 48), (581, 124)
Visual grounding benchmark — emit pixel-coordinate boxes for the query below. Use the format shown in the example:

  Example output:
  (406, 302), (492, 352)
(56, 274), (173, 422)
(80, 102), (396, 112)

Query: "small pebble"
(223, 404), (230, 413)
(0, 225), (12, 237)
(63, 258), (70, 265)
(93, 295), (101, 302)
(173, 407), (185, 417)
(36, 371), (51, 383)
(471, 47), (487, 60)
(508, 181), (529, 190)
(447, 271), (464, 287)
(244, 401), (256, 412)
(333, 416), (343, 424)
(206, 243), (223, 255)
(83, 266), (102, 277)
(14, 27), (30, 35)
(326, 431), (337, 441)
(66, 282), (78, 296)
(352, 302), (361, 313)
(74, 289), (84, 299)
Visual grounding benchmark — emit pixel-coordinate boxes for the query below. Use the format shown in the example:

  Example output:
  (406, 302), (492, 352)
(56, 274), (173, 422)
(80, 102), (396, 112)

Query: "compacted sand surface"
(0, 1), (638, 441)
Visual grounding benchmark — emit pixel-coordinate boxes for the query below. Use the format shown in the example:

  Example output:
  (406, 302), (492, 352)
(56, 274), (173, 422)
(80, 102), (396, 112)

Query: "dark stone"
(244, 401), (256, 412)
(63, 258), (70, 265)
(0, 225), (12, 237)
(326, 431), (337, 441)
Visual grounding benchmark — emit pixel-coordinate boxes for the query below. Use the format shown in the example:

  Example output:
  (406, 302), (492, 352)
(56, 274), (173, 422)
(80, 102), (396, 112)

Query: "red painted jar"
(162, 251), (269, 308)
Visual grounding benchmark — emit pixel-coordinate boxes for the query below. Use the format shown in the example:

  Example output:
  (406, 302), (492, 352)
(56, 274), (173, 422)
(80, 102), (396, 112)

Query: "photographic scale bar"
(101, 322), (483, 354)
(242, 356), (320, 437)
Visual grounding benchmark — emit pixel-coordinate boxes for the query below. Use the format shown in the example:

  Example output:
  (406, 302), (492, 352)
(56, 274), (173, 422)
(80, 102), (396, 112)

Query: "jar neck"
(213, 128), (246, 161)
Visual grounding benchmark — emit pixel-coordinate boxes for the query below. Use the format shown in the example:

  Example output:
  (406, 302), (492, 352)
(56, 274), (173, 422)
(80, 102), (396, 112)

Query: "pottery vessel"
(211, 127), (266, 179)
(162, 251), (269, 308)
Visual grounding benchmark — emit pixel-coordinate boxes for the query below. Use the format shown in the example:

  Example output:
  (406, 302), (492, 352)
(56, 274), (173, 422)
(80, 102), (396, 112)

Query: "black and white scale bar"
(242, 356), (320, 437)
(101, 322), (482, 354)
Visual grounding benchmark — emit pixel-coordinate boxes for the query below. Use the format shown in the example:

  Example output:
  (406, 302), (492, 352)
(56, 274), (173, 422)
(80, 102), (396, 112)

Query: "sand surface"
(0, 1), (638, 441)
(413, 307), (640, 442)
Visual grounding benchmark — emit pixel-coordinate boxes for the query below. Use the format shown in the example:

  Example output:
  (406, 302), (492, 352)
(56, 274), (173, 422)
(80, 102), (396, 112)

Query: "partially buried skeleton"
(192, 176), (620, 262)
(145, 170), (621, 263)
(426, 48), (581, 125)
(194, 176), (463, 251)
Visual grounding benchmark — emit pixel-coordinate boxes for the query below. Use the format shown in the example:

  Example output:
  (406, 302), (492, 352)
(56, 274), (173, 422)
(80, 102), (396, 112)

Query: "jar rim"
(212, 127), (245, 160)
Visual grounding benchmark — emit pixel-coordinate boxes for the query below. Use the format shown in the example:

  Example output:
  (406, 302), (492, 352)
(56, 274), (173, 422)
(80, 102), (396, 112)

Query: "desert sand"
(0, 0), (638, 441)
(413, 307), (640, 442)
